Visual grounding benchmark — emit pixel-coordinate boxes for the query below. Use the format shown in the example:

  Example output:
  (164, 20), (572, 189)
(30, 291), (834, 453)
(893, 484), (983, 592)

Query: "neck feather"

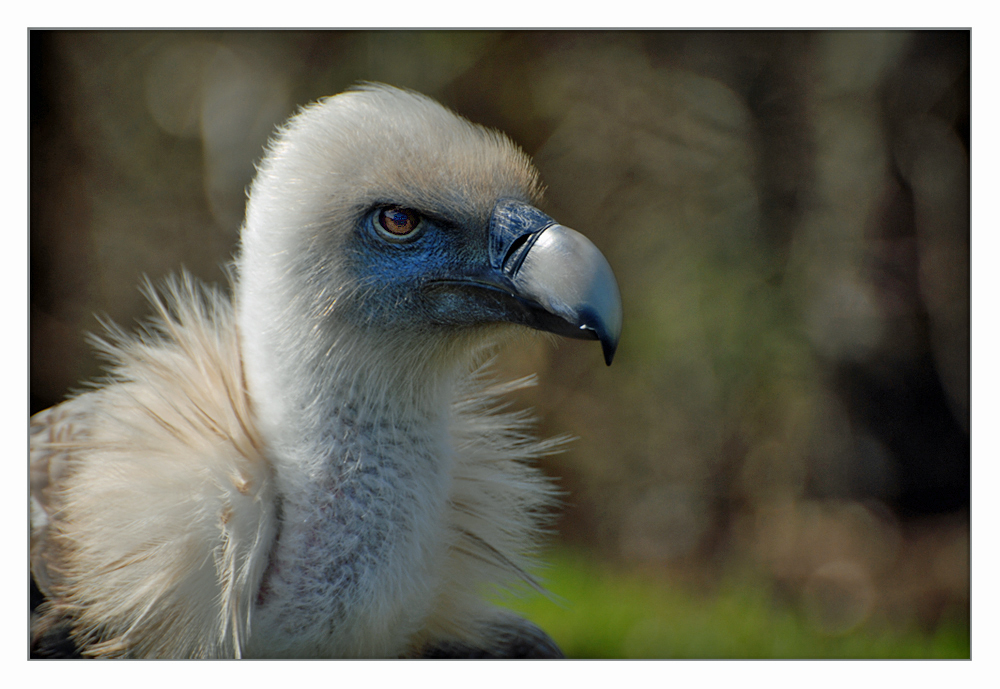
(237, 293), (474, 654)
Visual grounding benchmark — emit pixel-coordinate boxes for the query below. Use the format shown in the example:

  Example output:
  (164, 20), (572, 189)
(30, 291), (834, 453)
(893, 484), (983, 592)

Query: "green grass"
(499, 548), (969, 659)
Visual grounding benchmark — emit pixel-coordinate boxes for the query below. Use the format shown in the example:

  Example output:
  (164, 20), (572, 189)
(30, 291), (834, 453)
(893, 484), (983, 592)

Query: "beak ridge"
(512, 222), (622, 365)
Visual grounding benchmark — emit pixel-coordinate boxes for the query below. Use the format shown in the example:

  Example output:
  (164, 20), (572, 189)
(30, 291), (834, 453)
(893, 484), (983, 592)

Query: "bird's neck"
(238, 311), (465, 654)
(245, 323), (461, 471)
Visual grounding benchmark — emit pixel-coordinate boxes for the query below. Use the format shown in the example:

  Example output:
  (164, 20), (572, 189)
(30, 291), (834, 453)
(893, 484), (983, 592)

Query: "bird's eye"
(376, 206), (422, 240)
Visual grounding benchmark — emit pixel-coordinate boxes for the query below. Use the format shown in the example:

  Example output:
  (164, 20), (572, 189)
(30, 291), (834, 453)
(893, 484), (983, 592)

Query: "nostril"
(488, 198), (559, 272)
(502, 234), (532, 269)
(501, 228), (549, 277)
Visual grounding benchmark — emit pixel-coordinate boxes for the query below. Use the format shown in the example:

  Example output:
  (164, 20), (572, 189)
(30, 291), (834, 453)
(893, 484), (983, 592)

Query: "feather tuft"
(31, 273), (277, 658)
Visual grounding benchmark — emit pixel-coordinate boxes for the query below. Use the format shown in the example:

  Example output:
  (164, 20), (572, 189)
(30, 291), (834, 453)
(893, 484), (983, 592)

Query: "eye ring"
(375, 206), (423, 241)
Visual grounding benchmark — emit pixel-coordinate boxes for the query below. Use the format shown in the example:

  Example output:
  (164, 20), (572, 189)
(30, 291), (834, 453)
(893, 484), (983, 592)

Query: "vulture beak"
(426, 199), (623, 365)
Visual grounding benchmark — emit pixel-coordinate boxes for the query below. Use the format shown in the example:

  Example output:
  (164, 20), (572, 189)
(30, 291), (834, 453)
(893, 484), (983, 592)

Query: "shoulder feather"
(30, 272), (277, 658)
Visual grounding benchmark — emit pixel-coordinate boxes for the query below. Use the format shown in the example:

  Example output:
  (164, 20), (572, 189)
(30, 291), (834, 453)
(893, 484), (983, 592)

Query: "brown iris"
(377, 206), (421, 238)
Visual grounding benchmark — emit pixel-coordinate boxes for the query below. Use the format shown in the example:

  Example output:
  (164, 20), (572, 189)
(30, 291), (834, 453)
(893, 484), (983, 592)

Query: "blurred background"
(29, 30), (969, 658)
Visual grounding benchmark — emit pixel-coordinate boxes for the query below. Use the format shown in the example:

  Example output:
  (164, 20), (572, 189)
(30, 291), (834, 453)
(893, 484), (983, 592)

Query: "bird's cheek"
(422, 287), (511, 328)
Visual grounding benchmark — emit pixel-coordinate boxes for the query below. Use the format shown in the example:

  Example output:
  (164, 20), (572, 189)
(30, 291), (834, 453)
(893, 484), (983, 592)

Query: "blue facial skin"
(339, 198), (615, 363)
(342, 204), (515, 335)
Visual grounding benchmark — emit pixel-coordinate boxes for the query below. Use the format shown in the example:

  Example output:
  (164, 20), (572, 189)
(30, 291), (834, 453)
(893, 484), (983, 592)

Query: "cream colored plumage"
(30, 84), (621, 658)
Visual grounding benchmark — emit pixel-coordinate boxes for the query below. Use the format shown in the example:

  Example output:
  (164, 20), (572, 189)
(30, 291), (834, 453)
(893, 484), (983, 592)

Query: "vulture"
(29, 84), (622, 659)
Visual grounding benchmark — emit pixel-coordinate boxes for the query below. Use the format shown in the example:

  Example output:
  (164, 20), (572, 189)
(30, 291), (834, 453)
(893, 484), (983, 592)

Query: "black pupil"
(381, 208), (415, 235)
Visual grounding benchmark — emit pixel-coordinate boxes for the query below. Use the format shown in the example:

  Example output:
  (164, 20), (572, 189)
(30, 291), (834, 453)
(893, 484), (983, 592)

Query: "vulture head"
(239, 85), (619, 434)
(30, 84), (622, 659)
